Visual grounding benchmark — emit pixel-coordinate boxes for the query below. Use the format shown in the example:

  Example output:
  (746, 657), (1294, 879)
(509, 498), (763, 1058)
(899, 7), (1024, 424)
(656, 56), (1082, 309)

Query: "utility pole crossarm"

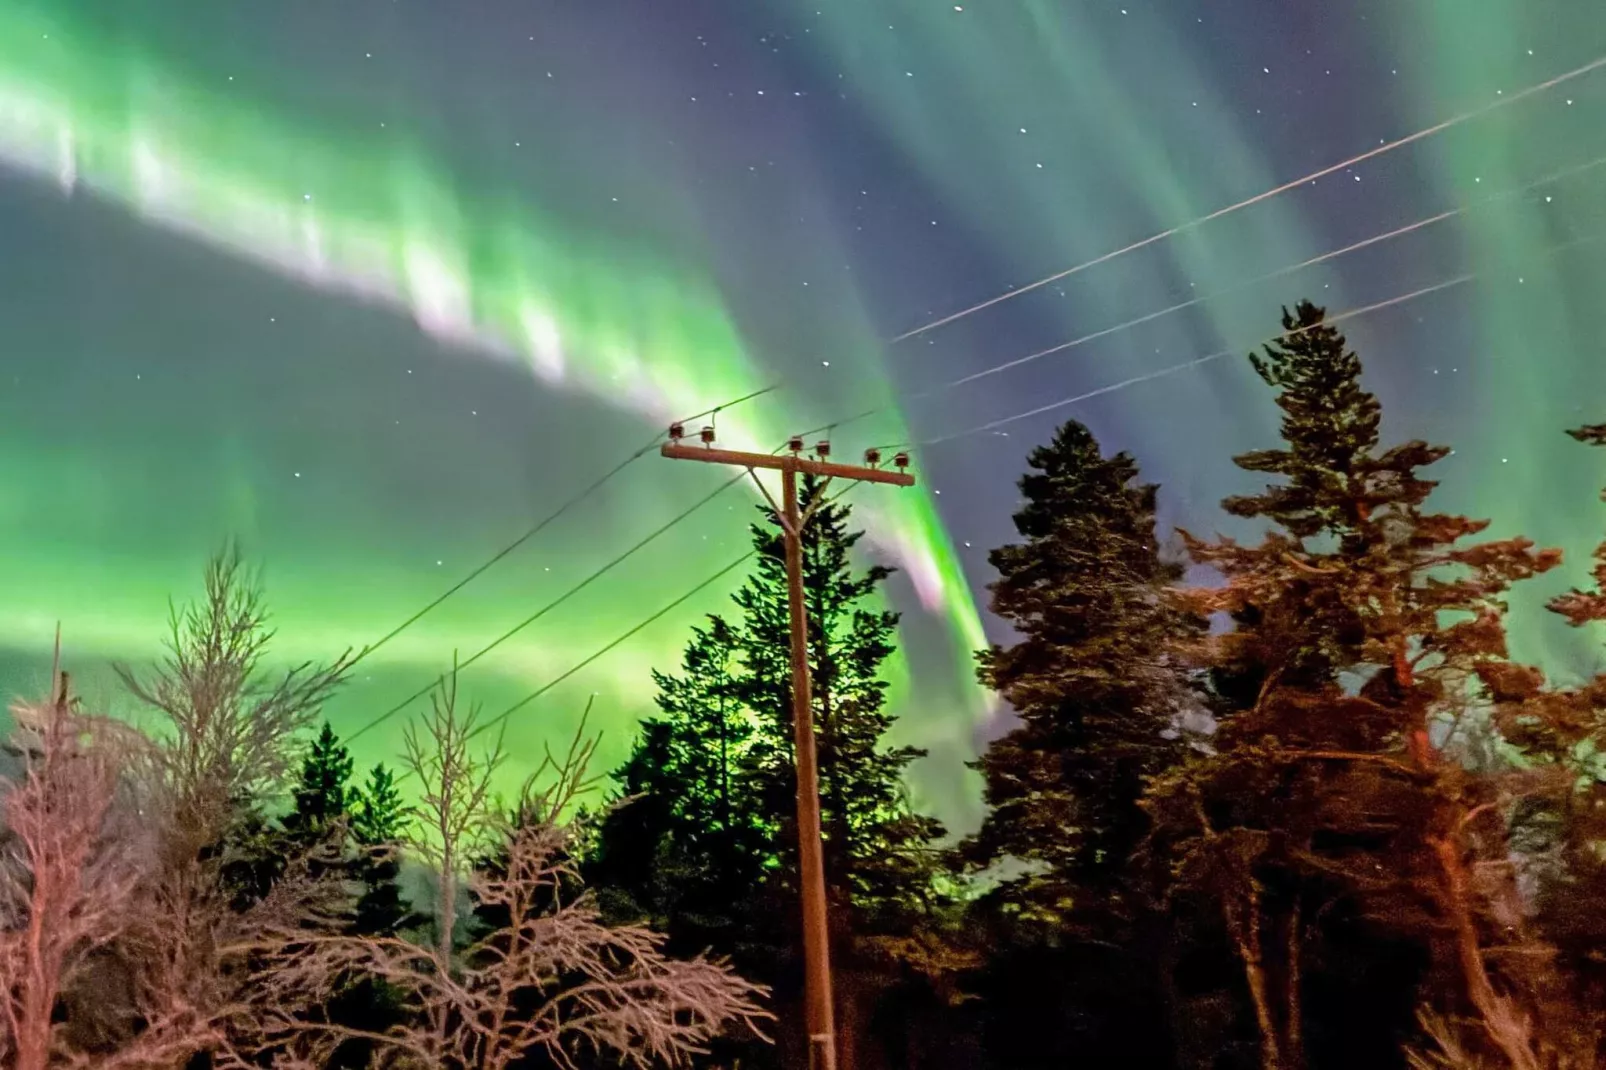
(659, 442), (915, 487)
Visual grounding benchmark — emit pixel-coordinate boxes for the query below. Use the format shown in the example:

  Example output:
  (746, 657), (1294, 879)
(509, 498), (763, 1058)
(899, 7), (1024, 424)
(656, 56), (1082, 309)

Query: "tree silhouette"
(964, 419), (1199, 922)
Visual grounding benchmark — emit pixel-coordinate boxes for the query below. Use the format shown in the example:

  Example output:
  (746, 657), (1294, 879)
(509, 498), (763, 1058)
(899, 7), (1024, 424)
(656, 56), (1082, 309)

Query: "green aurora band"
(795, 1), (1606, 676)
(3, 1), (1606, 826)
(0, 2), (987, 817)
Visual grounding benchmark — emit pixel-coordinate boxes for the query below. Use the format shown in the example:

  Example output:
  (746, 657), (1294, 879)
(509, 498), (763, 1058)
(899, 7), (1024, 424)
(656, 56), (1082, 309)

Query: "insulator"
(815, 440), (831, 459)
(668, 421), (685, 441)
(787, 435), (805, 453)
(893, 451), (910, 470)
(863, 448), (881, 467)
(699, 425), (716, 445)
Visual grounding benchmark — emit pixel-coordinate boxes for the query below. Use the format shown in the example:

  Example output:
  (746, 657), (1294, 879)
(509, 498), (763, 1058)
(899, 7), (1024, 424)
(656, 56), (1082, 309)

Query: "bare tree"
(0, 667), (150, 1070)
(95, 545), (357, 1067)
(255, 675), (769, 1069)
(116, 543), (355, 855)
(401, 661), (503, 962)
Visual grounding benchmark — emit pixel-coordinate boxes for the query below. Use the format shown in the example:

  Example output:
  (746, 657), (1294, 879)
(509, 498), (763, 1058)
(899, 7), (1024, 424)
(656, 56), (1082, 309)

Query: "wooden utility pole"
(660, 427), (913, 1070)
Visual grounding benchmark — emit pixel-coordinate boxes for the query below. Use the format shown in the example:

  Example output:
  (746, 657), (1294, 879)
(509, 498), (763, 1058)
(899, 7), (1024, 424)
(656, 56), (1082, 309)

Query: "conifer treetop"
(352, 762), (407, 847)
(967, 418), (1195, 911)
(285, 721), (354, 840)
(1225, 300), (1442, 542)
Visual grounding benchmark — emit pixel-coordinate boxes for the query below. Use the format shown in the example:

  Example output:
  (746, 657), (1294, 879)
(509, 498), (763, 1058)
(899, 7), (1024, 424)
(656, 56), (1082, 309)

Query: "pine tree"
(283, 722), (355, 847)
(730, 480), (954, 1070)
(587, 483), (952, 1069)
(732, 478), (945, 931)
(1509, 423), (1606, 1050)
(221, 723), (356, 915)
(962, 419), (1198, 923)
(588, 618), (766, 946)
(585, 720), (678, 927)
(1150, 300), (1569, 1069)
(593, 483), (946, 938)
(350, 763), (416, 938)
(321, 763), (418, 1070)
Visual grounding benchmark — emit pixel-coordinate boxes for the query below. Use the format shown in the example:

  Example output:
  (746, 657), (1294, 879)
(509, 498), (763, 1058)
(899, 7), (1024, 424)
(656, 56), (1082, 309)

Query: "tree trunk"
(1227, 887), (1284, 1070)
(14, 895), (57, 1070)
(837, 967), (859, 1070)
(1430, 833), (1539, 1070)
(437, 847), (456, 965)
(1283, 898), (1304, 1070)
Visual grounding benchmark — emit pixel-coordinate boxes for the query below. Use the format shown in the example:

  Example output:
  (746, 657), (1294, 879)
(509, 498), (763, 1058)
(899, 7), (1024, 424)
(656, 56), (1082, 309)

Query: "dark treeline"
(5, 299), (1606, 1069)
(582, 300), (1606, 1070)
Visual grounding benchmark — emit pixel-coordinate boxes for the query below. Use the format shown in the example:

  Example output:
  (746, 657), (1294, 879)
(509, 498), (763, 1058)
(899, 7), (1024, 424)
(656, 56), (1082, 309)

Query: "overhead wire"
(884, 227), (1606, 451)
(343, 383), (777, 673)
(468, 482), (861, 740)
(335, 52), (1606, 737)
(928, 152), (1606, 394)
(344, 387), (780, 740)
(888, 50), (1606, 345)
(466, 551), (755, 743)
(798, 148), (1606, 444)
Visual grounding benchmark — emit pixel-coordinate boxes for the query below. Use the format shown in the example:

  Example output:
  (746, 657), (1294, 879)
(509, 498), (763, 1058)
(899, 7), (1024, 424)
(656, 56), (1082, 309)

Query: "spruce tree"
(955, 420), (1200, 1070)
(733, 478), (945, 931)
(350, 763), (416, 938)
(283, 722), (355, 847)
(962, 419), (1197, 921)
(588, 619), (766, 946)
(593, 484), (945, 938)
(1150, 300), (1569, 1069)
(1517, 423), (1606, 1041)
(587, 483), (951, 1069)
(585, 720), (678, 927)
(651, 616), (767, 921)
(223, 725), (356, 912)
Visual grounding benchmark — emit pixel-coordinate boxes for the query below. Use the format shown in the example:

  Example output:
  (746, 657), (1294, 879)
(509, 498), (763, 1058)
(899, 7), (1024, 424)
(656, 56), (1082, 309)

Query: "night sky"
(3, 1), (1605, 833)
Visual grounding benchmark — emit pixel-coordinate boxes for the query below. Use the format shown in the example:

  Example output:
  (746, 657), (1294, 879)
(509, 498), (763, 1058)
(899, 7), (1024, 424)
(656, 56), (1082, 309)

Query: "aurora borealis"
(2, 1), (1605, 831)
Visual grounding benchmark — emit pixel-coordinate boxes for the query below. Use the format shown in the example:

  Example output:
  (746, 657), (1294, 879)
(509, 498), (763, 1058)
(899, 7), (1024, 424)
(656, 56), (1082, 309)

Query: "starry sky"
(2, 1), (1605, 833)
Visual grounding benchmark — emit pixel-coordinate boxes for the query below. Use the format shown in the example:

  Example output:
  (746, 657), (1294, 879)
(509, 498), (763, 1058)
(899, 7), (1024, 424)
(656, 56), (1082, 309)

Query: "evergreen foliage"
(586, 479), (955, 1069)
(283, 722), (355, 846)
(1151, 300), (1576, 1069)
(589, 617), (767, 947)
(350, 762), (418, 938)
(962, 419), (1198, 921)
(30, 309), (1606, 1070)
(1548, 423), (1606, 627)
(732, 479), (945, 930)
(592, 482), (946, 941)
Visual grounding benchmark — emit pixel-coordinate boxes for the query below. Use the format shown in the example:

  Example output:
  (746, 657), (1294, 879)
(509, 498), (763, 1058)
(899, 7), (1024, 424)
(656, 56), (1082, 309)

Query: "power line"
(919, 152), (1606, 394)
(890, 229), (1606, 451)
(347, 450), (757, 741)
(468, 483), (861, 742)
(468, 551), (755, 742)
(888, 50), (1606, 345)
(906, 277), (1472, 448)
(344, 383), (777, 671)
(335, 59), (1606, 738)
(348, 444), (653, 668)
(800, 149), (1606, 443)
